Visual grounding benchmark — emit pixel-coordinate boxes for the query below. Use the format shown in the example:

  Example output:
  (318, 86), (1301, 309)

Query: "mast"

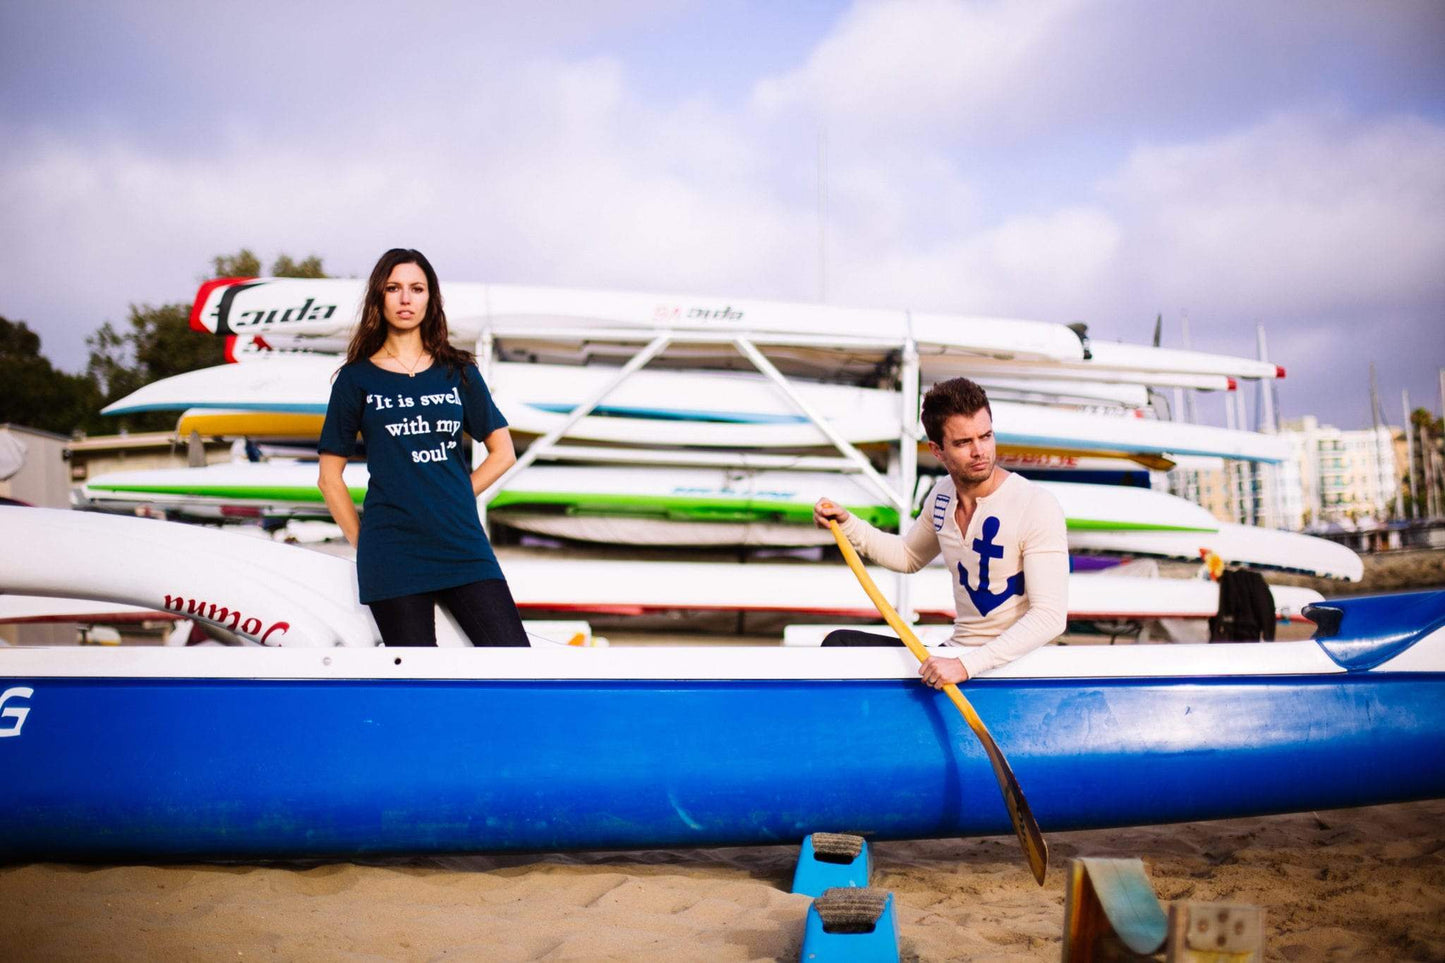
(1376, 364), (1404, 520)
(1255, 323), (1278, 528)
(1404, 389), (1416, 519)
(816, 128), (828, 304)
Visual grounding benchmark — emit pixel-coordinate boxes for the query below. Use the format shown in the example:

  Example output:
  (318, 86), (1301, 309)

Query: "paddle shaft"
(827, 520), (1049, 885)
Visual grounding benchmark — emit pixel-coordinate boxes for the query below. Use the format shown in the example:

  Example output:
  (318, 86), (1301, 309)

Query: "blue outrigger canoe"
(1, 591), (1443, 862)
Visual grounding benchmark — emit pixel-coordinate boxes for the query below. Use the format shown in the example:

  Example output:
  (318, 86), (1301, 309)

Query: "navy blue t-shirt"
(318, 359), (507, 604)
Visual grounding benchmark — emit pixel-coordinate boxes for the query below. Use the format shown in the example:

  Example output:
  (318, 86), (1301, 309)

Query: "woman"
(317, 248), (529, 647)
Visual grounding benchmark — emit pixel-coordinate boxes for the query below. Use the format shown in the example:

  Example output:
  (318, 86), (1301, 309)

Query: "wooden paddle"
(827, 519), (1049, 885)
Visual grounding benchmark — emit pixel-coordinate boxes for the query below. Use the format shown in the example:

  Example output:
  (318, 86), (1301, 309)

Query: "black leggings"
(821, 629), (905, 647)
(369, 579), (531, 647)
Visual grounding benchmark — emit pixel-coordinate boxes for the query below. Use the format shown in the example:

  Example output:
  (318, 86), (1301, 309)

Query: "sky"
(1, 0), (1442, 431)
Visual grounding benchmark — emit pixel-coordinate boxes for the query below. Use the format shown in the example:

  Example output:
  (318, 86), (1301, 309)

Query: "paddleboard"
(177, 408), (328, 439)
(87, 439), (1355, 573)
(948, 358), (1236, 392)
(105, 358), (908, 449)
(82, 462), (1214, 534)
(104, 358), (1288, 461)
(1069, 523), (1363, 581)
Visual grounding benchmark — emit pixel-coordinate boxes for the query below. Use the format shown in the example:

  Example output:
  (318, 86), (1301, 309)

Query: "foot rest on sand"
(1063, 857), (1168, 960)
(800, 887), (899, 963)
(791, 832), (872, 897)
(1063, 857), (1264, 962)
(1166, 902), (1264, 962)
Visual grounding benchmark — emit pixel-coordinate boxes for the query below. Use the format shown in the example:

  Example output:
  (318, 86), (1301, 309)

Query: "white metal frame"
(472, 323), (923, 616)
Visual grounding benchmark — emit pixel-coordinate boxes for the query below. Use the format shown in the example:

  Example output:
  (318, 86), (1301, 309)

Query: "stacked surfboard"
(49, 274), (1356, 639)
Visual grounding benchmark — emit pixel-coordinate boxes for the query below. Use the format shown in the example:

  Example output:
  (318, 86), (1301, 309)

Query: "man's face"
(928, 409), (997, 486)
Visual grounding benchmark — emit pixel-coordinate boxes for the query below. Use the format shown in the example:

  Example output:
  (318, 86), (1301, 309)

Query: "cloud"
(1104, 110), (1445, 320)
(2, 0), (1441, 430)
(0, 52), (820, 367)
(829, 204), (1122, 317)
(753, 0), (1445, 150)
(754, 0), (1076, 143)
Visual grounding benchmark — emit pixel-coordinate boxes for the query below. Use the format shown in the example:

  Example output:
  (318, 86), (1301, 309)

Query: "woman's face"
(382, 262), (429, 333)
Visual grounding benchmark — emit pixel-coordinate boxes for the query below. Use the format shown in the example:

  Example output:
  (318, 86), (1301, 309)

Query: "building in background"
(0, 424), (70, 509)
(1277, 416), (1398, 530)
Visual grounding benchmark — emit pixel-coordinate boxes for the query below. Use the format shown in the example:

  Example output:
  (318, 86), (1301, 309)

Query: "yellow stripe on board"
(176, 411), (328, 439)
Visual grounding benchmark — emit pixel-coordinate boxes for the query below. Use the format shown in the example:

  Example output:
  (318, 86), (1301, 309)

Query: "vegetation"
(0, 317), (102, 435)
(1401, 406), (1445, 518)
(0, 250), (327, 436)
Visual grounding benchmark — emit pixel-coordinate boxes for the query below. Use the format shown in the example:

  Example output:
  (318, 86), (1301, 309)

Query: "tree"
(211, 249), (327, 279)
(212, 249), (262, 278)
(1402, 407), (1445, 518)
(269, 254), (327, 278)
(0, 316), (102, 435)
(88, 250), (331, 433)
(86, 303), (229, 432)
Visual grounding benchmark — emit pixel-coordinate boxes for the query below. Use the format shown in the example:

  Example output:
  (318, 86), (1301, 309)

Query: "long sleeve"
(838, 499), (941, 573)
(950, 481), (1069, 677)
(954, 548), (1069, 677)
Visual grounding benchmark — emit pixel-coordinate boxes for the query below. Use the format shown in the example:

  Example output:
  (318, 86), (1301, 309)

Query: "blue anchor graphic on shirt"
(957, 516), (1025, 616)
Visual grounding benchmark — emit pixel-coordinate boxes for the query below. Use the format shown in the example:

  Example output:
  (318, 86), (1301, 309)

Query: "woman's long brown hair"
(343, 248), (475, 376)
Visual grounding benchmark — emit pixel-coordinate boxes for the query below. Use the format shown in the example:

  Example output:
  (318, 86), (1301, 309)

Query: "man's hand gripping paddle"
(827, 519), (1048, 884)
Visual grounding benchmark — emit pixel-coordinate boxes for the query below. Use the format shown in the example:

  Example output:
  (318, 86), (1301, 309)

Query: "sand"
(2, 799), (1442, 962)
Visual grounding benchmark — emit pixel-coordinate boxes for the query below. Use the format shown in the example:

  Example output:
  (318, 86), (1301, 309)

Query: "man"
(814, 377), (1068, 688)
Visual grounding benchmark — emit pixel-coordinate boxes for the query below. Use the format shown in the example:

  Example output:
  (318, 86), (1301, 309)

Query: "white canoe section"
(0, 509), (1323, 651)
(495, 555), (1323, 622)
(0, 595), (173, 624)
(1, 508), (374, 646)
(191, 278), (1084, 363)
(192, 278), (1286, 383)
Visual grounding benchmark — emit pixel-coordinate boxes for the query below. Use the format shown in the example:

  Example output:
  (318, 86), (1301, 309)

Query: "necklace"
(385, 347), (426, 377)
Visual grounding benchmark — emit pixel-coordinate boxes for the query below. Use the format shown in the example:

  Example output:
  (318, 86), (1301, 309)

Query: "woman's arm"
(470, 427), (517, 496)
(317, 453), (361, 547)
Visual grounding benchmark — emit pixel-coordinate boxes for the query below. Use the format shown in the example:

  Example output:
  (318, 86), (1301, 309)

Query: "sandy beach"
(2, 798), (1441, 961)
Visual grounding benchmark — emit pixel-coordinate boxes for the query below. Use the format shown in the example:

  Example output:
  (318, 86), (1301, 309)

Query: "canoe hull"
(3, 667), (1442, 861)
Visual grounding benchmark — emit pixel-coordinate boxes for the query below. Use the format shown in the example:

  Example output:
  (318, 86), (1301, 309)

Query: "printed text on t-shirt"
(367, 389), (464, 464)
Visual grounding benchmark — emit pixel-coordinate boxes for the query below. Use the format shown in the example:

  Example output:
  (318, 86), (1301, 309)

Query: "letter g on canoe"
(0, 687), (33, 738)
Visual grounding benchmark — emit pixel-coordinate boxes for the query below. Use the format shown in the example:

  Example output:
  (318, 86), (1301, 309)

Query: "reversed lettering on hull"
(162, 595), (290, 645)
(0, 687), (33, 738)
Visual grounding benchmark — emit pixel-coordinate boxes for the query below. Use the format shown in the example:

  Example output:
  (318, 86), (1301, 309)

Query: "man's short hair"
(921, 377), (992, 445)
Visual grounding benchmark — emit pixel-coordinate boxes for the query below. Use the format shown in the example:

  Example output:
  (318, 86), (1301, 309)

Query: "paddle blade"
(952, 685), (1048, 884)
